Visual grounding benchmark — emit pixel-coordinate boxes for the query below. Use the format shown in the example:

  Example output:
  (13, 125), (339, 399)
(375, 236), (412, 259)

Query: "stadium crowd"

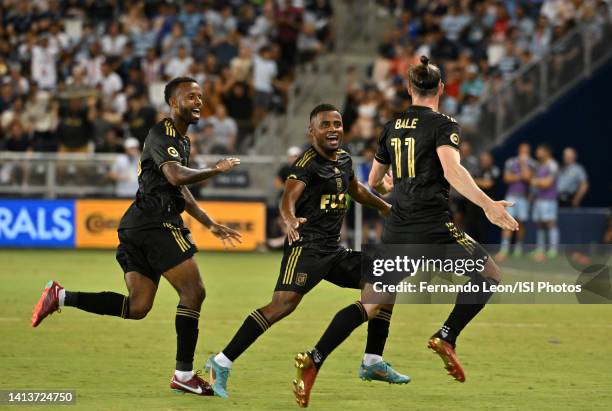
(342, 0), (612, 153)
(0, 0), (335, 155)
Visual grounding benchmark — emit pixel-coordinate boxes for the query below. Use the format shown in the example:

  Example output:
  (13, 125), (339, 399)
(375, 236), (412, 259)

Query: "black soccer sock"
(222, 309), (271, 362)
(64, 291), (129, 318)
(311, 301), (369, 369)
(365, 308), (392, 356)
(437, 274), (498, 346)
(175, 305), (200, 371)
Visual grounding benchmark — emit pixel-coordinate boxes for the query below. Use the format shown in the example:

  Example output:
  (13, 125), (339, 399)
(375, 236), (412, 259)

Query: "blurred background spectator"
(108, 137), (140, 198)
(557, 147), (589, 207)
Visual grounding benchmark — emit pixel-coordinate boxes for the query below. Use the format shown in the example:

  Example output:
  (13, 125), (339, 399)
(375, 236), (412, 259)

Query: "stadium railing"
(0, 152), (280, 203)
(473, 21), (612, 150)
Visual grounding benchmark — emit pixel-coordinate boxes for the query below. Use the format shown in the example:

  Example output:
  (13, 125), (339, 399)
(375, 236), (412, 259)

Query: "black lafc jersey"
(119, 118), (191, 230)
(375, 105), (461, 232)
(287, 147), (354, 248)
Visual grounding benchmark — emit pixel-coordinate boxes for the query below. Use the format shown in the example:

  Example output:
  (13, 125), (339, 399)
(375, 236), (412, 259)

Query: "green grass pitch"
(1, 250), (611, 410)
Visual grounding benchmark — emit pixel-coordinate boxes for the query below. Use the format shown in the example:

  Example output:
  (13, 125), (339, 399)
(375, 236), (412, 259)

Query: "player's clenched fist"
(215, 157), (241, 172)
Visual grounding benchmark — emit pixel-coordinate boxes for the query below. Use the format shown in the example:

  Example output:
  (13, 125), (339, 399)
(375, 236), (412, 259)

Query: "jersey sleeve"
(374, 125), (391, 164)
(149, 129), (183, 169)
(435, 120), (461, 150)
(286, 162), (311, 186)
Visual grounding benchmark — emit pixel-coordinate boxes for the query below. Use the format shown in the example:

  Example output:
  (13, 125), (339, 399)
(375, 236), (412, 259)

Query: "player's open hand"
(285, 217), (307, 245)
(210, 223), (243, 248)
(484, 200), (519, 231)
(215, 157), (241, 173)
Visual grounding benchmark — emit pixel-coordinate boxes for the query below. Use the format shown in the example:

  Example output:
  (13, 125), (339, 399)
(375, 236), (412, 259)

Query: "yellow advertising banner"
(75, 199), (266, 251)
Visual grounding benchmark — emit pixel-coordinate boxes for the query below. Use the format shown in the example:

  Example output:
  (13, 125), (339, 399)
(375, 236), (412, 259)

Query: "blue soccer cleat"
(359, 361), (411, 384)
(204, 356), (231, 398)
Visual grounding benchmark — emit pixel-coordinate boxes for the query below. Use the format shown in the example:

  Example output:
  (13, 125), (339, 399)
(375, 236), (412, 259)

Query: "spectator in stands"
(101, 21), (128, 57)
(0, 119), (31, 185)
(56, 96), (96, 153)
(275, 0), (303, 74)
(79, 41), (105, 88)
(99, 60), (123, 100)
(222, 80), (254, 146)
(497, 142), (536, 261)
(558, 147), (589, 207)
(1, 97), (28, 133)
(0, 79), (15, 113)
(161, 22), (191, 60)
(8, 64), (30, 97)
(178, 2), (203, 38)
(253, 45), (278, 123)
(207, 104), (238, 154)
(3, 119), (30, 152)
(25, 83), (58, 152)
(531, 143), (560, 261)
(31, 34), (58, 90)
(297, 12), (323, 65)
(108, 137), (140, 198)
(123, 93), (157, 147)
(142, 47), (162, 84)
(194, 122), (215, 155)
(96, 127), (124, 154)
(164, 45), (193, 79)
(230, 45), (253, 83)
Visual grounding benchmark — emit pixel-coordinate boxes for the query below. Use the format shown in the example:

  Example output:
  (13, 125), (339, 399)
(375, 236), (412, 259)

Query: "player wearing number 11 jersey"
(295, 57), (519, 406)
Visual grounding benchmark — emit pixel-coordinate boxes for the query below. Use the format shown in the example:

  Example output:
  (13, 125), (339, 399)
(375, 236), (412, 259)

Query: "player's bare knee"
(129, 300), (153, 320)
(362, 303), (381, 320)
(179, 285), (205, 310)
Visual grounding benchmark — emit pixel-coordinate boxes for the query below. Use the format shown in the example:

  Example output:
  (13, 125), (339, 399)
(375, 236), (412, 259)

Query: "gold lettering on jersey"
(395, 118), (419, 129)
(137, 159), (142, 176)
(450, 133), (459, 145)
(320, 193), (347, 210)
(165, 121), (176, 137)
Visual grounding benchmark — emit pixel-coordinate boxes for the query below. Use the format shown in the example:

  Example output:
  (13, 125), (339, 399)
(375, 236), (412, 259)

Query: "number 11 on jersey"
(390, 137), (416, 179)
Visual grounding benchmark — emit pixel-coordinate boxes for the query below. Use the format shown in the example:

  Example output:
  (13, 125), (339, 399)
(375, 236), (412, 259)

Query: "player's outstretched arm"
(368, 159), (393, 195)
(180, 186), (242, 248)
(279, 179), (307, 245)
(437, 146), (518, 231)
(348, 177), (391, 217)
(162, 157), (241, 186)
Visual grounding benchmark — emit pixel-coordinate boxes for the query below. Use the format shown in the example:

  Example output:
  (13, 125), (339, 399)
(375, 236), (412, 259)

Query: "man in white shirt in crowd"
(108, 137), (140, 198)
(252, 45), (277, 122)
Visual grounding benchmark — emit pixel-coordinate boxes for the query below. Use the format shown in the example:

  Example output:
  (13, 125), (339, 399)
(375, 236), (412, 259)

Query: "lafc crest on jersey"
(334, 167), (343, 191)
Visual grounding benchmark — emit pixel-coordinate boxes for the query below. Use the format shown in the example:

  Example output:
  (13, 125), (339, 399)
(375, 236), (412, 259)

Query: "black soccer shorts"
(381, 219), (490, 277)
(274, 243), (363, 294)
(116, 222), (197, 285)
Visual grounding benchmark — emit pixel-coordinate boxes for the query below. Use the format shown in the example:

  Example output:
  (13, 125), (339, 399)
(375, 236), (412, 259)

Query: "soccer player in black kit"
(205, 104), (409, 400)
(31, 77), (242, 396)
(295, 57), (518, 406)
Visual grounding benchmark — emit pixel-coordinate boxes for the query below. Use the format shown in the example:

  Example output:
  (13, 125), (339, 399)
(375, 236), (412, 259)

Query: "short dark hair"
(164, 77), (198, 105)
(538, 143), (553, 154)
(408, 56), (441, 97)
(309, 103), (340, 122)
